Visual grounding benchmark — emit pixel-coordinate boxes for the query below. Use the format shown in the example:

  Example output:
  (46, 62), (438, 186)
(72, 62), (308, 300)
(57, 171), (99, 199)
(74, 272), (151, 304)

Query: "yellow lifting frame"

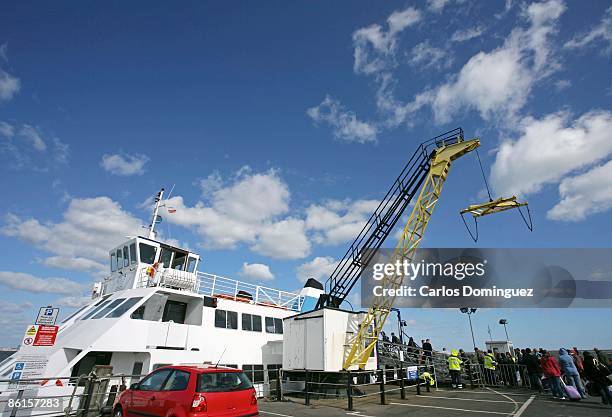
(342, 136), (481, 370)
(460, 196), (527, 218)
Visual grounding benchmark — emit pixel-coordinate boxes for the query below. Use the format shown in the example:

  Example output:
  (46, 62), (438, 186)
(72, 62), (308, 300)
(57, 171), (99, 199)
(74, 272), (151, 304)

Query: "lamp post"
(391, 308), (405, 343)
(499, 319), (509, 341)
(460, 308), (478, 352)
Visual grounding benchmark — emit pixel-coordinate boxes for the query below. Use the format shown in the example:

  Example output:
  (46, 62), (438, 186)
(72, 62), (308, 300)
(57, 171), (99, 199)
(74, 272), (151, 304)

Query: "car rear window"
(197, 372), (253, 392)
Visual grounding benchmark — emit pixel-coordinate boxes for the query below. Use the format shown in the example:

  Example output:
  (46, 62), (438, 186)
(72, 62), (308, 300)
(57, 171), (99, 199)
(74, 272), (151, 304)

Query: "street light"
(499, 319), (509, 341)
(460, 308), (478, 352)
(391, 308), (405, 343)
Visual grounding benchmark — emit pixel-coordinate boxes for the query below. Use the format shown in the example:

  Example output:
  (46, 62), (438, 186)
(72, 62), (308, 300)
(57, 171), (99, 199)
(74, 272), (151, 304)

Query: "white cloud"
(2, 197), (144, 273)
(0, 122), (69, 169)
(212, 169), (289, 223)
(43, 256), (106, 272)
(430, 0), (565, 124)
(19, 124), (46, 151)
(0, 121), (14, 138)
(252, 218), (311, 259)
(564, 6), (612, 55)
(199, 171), (223, 197)
(547, 159), (612, 221)
(490, 110), (612, 197)
(54, 295), (91, 308)
(374, 0), (565, 128)
(239, 262), (275, 281)
(101, 153), (149, 176)
(0, 300), (33, 314)
(451, 26), (484, 42)
(554, 79), (571, 91)
(52, 137), (70, 164)
(307, 95), (377, 144)
(352, 7), (421, 75)
(164, 169), (311, 259)
(409, 41), (451, 70)
(427, 0), (451, 13)
(296, 256), (338, 283)
(0, 271), (86, 294)
(0, 69), (20, 102)
(305, 199), (380, 245)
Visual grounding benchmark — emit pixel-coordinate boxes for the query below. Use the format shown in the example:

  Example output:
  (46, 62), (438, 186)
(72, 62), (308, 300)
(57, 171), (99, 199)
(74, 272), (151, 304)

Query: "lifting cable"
(476, 148), (493, 201)
(460, 151), (534, 242)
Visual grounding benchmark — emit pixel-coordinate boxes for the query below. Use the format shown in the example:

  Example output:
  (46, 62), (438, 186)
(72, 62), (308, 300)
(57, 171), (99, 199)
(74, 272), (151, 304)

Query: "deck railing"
(133, 268), (303, 312)
(196, 272), (303, 311)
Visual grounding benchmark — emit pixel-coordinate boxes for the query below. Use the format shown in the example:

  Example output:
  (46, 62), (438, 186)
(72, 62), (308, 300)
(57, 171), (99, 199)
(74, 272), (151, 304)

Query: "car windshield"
(196, 372), (253, 392)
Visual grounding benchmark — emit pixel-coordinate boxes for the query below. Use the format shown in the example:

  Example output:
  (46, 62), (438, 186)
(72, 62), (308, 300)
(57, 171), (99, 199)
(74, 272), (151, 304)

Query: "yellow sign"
(26, 326), (38, 336)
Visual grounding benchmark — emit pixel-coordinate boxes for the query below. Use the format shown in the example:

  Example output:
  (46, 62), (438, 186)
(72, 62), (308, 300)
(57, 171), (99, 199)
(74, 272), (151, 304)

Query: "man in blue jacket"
(559, 348), (587, 399)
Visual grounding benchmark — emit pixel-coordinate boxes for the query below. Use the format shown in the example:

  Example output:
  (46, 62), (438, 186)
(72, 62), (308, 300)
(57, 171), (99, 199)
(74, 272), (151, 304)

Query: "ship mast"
(148, 188), (165, 239)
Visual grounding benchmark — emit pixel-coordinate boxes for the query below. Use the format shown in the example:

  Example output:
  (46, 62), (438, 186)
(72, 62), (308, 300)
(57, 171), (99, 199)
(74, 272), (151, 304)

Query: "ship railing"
(197, 272), (303, 311)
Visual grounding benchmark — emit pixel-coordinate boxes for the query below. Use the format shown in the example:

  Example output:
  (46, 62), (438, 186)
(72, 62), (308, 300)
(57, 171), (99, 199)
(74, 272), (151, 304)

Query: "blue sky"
(1, 1), (611, 350)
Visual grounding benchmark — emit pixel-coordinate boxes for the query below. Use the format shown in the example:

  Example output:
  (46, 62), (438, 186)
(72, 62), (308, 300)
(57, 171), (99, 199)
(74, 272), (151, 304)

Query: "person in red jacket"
(541, 350), (565, 399)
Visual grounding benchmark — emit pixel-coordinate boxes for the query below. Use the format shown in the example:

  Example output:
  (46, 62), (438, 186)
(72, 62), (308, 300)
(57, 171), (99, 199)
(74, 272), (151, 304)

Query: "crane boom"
(317, 128), (468, 310)
(342, 135), (480, 369)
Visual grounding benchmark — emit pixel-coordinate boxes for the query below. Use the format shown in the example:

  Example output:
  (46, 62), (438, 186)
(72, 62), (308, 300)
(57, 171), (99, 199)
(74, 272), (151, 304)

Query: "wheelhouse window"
(215, 309), (238, 329)
(129, 243), (137, 265)
(139, 243), (157, 264)
(159, 248), (172, 268)
(123, 246), (129, 267)
(110, 253), (117, 272)
(242, 313), (262, 332)
(186, 257), (197, 273)
(116, 249), (123, 269)
(265, 317), (283, 334)
(171, 252), (187, 270)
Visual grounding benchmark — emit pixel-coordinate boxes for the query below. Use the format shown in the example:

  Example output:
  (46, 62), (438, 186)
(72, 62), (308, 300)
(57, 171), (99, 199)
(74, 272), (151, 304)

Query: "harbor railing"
(278, 365), (433, 411)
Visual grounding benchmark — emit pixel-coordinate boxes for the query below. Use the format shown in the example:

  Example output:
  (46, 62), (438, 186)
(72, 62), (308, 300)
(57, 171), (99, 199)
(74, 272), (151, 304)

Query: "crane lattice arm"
(342, 136), (480, 369)
(317, 128), (467, 310)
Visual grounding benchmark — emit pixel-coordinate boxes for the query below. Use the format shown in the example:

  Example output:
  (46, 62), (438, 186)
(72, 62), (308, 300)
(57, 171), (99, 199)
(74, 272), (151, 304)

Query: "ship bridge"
(101, 236), (201, 295)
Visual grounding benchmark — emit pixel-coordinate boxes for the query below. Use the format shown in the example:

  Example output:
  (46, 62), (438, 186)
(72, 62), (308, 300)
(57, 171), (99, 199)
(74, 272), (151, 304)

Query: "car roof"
(157, 364), (243, 373)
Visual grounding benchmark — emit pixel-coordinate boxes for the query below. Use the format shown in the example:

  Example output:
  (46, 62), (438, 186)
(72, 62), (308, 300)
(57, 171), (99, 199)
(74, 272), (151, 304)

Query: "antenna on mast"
(148, 188), (165, 239)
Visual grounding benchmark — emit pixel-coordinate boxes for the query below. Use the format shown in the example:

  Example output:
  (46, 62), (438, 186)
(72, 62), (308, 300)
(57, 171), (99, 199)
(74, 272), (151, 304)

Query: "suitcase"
(561, 379), (581, 401)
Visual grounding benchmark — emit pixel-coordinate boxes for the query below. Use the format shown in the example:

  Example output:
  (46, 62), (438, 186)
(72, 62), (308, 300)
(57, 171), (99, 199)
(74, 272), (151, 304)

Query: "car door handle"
(149, 396), (156, 401)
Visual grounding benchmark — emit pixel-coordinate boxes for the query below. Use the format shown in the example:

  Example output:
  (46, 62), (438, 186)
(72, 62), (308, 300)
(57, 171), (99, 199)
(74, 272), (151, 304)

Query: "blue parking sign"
(11, 371), (22, 380)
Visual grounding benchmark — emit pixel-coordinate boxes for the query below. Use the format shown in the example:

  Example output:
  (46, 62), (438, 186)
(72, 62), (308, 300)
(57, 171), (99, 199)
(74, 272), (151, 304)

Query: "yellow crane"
(342, 134), (480, 369)
(316, 128), (531, 369)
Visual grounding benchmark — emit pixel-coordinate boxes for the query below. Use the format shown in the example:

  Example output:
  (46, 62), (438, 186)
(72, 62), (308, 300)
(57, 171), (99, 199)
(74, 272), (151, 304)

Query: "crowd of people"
(461, 346), (612, 405)
(378, 332), (612, 405)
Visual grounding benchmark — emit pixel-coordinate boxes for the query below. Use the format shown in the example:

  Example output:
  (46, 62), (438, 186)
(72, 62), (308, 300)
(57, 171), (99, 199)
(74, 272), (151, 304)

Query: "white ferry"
(0, 189), (325, 398)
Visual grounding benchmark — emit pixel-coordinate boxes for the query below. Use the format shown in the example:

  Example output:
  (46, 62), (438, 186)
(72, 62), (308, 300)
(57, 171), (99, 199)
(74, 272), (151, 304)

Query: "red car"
(114, 365), (258, 417)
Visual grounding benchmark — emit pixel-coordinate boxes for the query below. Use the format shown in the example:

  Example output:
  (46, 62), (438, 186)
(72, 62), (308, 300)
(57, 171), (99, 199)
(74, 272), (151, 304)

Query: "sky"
(0, 0), (611, 350)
